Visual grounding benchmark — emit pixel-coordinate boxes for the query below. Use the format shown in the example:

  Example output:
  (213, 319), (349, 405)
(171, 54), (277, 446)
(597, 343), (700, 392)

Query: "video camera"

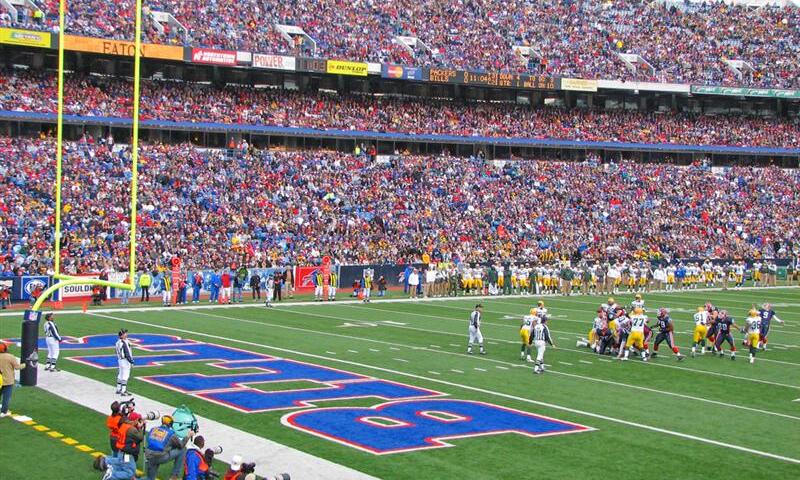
(240, 461), (291, 480)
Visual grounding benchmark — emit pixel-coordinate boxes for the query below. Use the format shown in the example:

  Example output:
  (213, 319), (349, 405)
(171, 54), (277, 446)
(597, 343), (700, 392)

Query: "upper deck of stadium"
(2, 0), (799, 88)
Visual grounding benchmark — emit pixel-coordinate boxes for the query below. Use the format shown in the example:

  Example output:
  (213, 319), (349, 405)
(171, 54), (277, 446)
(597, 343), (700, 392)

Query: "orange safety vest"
(223, 471), (243, 480)
(106, 414), (122, 442)
(184, 449), (209, 477)
(115, 423), (139, 453)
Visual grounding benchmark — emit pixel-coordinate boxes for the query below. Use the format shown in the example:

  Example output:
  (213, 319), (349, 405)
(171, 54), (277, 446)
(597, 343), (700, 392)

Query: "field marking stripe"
(558, 362), (574, 366)
(348, 304), (800, 376)
(393, 358), (409, 363)
(87, 312), (800, 465)
(579, 360), (593, 365)
(179, 309), (800, 417)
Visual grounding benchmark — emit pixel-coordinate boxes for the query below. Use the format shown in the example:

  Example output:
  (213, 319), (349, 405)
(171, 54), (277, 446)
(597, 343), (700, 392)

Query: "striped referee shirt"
(44, 321), (62, 341)
(532, 323), (553, 345)
(115, 339), (134, 363)
(470, 311), (481, 329)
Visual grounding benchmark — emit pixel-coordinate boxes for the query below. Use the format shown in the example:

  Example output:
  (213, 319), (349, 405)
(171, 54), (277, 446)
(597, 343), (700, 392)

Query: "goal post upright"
(30, 0), (144, 313)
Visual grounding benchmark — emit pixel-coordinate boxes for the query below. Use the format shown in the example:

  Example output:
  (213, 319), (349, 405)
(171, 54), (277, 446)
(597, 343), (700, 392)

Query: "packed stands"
(1, 135), (798, 276)
(1, 70), (798, 148)
(13, 0), (797, 88)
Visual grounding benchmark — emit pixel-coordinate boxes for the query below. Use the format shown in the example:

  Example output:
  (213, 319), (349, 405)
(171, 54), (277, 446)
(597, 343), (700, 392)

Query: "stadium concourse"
(1, 135), (799, 277)
(2, 69), (800, 148)
(8, 0), (800, 88)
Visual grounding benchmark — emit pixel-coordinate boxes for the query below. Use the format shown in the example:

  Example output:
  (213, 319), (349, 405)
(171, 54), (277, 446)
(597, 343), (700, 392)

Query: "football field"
(2, 288), (799, 479)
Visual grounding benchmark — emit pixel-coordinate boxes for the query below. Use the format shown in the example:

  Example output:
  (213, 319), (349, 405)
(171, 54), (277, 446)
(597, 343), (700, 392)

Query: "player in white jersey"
(630, 294), (645, 313)
(623, 308), (649, 361)
(115, 329), (134, 396)
(691, 307), (709, 357)
(535, 300), (549, 322)
(744, 310), (762, 364)
(520, 309), (537, 361)
(531, 318), (555, 374)
(576, 308), (606, 350)
(468, 304), (485, 355)
(43, 313), (62, 372)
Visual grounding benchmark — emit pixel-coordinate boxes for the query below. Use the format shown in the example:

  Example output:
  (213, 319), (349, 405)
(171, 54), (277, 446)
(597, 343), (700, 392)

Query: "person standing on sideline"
(408, 268), (420, 298)
(0, 343), (25, 417)
(43, 313), (62, 372)
(192, 271), (203, 303)
(285, 266), (295, 299)
(177, 275), (188, 305)
(220, 270), (232, 304)
(363, 271), (373, 303)
(139, 270), (152, 302)
(160, 273), (172, 307)
(273, 269), (283, 303)
(468, 304), (486, 355)
(377, 275), (387, 297)
(249, 272), (261, 300)
(328, 270), (338, 301)
(264, 274), (274, 308)
(115, 329), (134, 396)
(120, 273), (131, 305)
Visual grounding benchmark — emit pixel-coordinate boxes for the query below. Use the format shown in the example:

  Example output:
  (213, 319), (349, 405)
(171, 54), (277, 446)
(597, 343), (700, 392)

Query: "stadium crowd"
(12, 0), (798, 88)
(1, 135), (798, 278)
(1, 70), (799, 148)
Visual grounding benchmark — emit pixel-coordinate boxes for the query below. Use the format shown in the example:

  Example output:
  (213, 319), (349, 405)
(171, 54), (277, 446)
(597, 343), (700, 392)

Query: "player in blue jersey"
(713, 310), (741, 360)
(651, 308), (684, 361)
(757, 303), (785, 351)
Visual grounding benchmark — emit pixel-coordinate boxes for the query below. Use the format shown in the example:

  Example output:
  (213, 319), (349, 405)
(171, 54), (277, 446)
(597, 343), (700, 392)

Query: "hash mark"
(451, 369), (464, 374)
(428, 371), (441, 375)
(579, 360), (593, 365)
(393, 358), (409, 363)
(369, 348), (380, 352)
(325, 351), (337, 355)
(474, 367), (487, 372)
(495, 366), (509, 370)
(347, 350), (359, 353)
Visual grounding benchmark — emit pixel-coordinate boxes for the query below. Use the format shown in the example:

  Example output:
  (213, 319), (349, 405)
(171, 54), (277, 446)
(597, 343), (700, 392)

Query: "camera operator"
(185, 435), (211, 480)
(106, 401), (124, 456)
(116, 411), (145, 462)
(224, 456), (290, 480)
(144, 415), (194, 480)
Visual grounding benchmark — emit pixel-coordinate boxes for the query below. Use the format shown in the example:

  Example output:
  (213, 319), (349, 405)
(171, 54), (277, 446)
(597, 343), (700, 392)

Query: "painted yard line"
(495, 366), (509, 370)
(579, 360), (594, 365)
(559, 362), (574, 366)
(86, 312), (800, 466)
(450, 369), (464, 374)
(474, 368), (487, 372)
(148, 310), (800, 420)
(325, 351), (337, 355)
(429, 345), (442, 348)
(428, 371), (441, 375)
(368, 348), (380, 352)
(393, 358), (409, 363)
(346, 305), (800, 372)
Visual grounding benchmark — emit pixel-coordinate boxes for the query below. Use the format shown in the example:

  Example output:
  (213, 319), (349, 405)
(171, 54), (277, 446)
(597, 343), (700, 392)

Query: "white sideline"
(87, 312), (800, 466)
(35, 369), (378, 480)
(0, 285), (796, 318)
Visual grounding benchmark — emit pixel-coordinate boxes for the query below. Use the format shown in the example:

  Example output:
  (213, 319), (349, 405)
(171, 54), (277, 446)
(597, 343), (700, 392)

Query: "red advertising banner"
(295, 266), (323, 293)
(191, 48), (237, 66)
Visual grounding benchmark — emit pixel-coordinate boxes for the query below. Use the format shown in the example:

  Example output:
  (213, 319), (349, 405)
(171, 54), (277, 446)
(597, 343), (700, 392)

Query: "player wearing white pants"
(532, 320), (555, 374)
(115, 329), (134, 396)
(467, 305), (485, 355)
(43, 313), (62, 372)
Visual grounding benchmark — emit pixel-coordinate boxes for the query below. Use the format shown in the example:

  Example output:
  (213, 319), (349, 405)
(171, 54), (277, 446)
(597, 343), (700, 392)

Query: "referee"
(115, 329), (134, 396)
(44, 313), (62, 372)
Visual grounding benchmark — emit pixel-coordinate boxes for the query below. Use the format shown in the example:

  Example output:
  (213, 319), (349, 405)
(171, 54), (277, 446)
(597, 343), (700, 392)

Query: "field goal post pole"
(21, 0), (144, 386)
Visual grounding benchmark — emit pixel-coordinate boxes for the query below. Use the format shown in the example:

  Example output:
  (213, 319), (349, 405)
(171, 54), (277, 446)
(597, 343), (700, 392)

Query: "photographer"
(224, 456), (290, 480)
(144, 415), (193, 480)
(106, 401), (124, 455)
(185, 435), (211, 480)
(116, 411), (145, 462)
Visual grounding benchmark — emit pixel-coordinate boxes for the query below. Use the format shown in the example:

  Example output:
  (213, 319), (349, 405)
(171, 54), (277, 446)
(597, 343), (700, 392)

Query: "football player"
(757, 303), (784, 350)
(691, 306), (709, 357)
(713, 310), (741, 359)
(744, 309), (762, 364)
(651, 308), (684, 360)
(520, 309), (537, 361)
(631, 293), (645, 313)
(623, 307), (649, 361)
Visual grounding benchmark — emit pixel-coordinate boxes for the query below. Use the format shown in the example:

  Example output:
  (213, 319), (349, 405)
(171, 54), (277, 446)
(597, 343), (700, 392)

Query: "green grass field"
(1, 288), (799, 479)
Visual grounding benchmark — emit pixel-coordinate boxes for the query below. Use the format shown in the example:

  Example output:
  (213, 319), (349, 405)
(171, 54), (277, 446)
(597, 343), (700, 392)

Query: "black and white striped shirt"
(115, 339), (134, 363)
(470, 311), (481, 329)
(44, 320), (62, 341)
(532, 323), (552, 345)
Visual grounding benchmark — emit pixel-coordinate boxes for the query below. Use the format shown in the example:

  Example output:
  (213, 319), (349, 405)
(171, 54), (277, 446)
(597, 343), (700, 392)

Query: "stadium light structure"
(21, 0), (145, 386)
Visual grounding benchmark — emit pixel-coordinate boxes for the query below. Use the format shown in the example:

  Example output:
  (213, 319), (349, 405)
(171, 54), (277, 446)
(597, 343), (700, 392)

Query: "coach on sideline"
(0, 343), (26, 417)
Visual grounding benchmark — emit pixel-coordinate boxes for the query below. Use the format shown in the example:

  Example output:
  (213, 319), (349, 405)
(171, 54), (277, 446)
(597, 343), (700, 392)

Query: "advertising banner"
(382, 64), (423, 80)
(560, 78), (598, 92)
(252, 54), (296, 71)
(691, 85), (800, 99)
(295, 266), (323, 293)
(0, 28), (51, 48)
(191, 48), (237, 66)
(63, 35), (183, 60)
(19, 276), (50, 301)
(56, 273), (101, 301)
(327, 59), (369, 76)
